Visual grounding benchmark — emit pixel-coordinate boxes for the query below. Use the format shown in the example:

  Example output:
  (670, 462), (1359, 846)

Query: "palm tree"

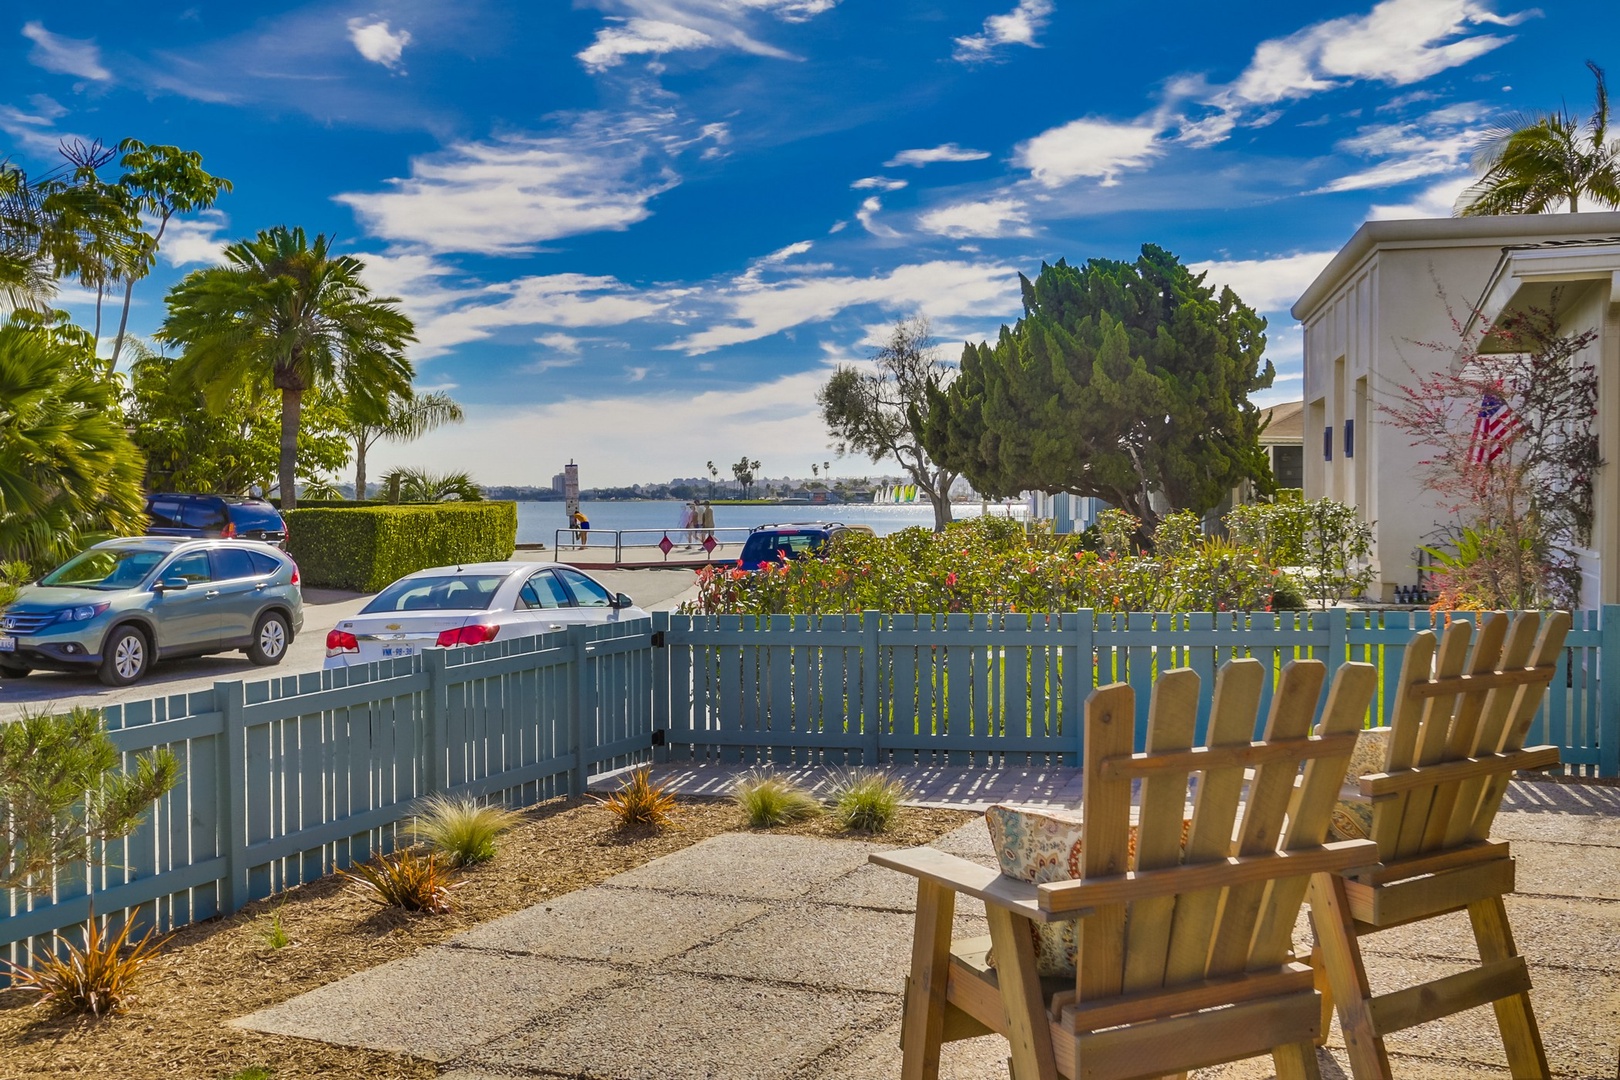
(345, 390), (464, 500)
(1457, 61), (1620, 216)
(159, 226), (416, 511)
(379, 467), (483, 503)
(0, 165), (57, 315)
(0, 322), (145, 566)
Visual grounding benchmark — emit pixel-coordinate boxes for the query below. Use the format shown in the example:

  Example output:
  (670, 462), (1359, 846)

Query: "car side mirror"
(613, 592), (634, 609)
(155, 577), (190, 592)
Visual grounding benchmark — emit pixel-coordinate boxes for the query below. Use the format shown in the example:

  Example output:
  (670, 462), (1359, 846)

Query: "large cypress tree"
(922, 246), (1275, 539)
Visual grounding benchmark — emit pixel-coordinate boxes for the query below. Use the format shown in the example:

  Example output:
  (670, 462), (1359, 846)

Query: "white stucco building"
(1292, 212), (1620, 603)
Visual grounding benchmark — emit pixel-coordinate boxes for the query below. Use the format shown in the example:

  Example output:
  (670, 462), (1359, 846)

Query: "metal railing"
(552, 527), (754, 564)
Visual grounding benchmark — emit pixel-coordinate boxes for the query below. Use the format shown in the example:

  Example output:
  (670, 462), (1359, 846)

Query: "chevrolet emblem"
(386, 623), (402, 630)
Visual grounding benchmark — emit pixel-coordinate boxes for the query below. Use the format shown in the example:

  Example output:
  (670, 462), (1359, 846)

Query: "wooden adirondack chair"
(873, 655), (1380, 1080)
(1308, 611), (1570, 1080)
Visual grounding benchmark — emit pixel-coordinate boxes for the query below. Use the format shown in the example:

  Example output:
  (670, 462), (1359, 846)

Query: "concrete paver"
(233, 947), (623, 1063)
(451, 885), (769, 964)
(604, 830), (882, 900)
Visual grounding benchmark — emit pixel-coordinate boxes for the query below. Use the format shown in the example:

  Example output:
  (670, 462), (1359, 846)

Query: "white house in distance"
(1293, 211), (1620, 604)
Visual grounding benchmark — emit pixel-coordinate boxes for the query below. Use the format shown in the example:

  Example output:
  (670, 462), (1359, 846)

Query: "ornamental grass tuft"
(4, 913), (166, 1016)
(599, 767), (678, 828)
(732, 771), (821, 828)
(337, 848), (460, 914)
(411, 793), (523, 867)
(827, 769), (910, 833)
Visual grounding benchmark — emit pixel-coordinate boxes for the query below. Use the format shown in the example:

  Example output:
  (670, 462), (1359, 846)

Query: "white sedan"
(324, 562), (648, 667)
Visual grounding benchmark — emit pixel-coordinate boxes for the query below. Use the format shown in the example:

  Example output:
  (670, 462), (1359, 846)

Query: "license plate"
(0, 635), (14, 652)
(381, 645), (417, 658)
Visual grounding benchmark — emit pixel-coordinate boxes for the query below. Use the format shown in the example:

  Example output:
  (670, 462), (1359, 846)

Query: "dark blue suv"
(144, 494), (289, 549)
(737, 522), (867, 571)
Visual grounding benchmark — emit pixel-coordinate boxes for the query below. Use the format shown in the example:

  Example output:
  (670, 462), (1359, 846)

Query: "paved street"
(0, 567), (697, 722)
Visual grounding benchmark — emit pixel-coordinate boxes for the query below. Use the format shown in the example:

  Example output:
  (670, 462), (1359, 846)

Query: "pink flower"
(945, 572), (958, 587)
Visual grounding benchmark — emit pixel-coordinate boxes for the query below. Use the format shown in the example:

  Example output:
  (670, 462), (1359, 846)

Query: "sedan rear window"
(362, 574), (506, 613)
(40, 548), (166, 590)
(226, 502), (286, 532)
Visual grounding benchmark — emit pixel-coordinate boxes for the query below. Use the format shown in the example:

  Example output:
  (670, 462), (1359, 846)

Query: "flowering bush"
(682, 516), (1282, 616)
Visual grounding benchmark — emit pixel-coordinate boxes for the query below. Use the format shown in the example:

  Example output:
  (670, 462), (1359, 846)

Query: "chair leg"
(1310, 944), (1333, 1047)
(1273, 1042), (1323, 1080)
(985, 905), (1059, 1080)
(901, 880), (956, 1080)
(1307, 874), (1391, 1080)
(1468, 895), (1551, 1080)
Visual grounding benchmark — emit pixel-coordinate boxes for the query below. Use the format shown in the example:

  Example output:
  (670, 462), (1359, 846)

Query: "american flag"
(1471, 390), (1524, 464)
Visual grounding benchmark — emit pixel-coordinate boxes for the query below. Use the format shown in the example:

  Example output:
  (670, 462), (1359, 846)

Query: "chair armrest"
(869, 847), (1081, 924)
(1036, 839), (1378, 915)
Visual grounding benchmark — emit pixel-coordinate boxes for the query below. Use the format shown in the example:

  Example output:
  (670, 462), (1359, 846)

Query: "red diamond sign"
(702, 534), (717, 553)
(658, 533), (674, 555)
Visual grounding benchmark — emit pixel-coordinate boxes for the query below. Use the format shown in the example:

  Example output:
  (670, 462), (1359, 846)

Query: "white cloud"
(535, 332), (585, 354)
(21, 22), (110, 81)
(1368, 174), (1476, 218)
(884, 143), (990, 167)
(346, 19), (412, 69)
(1177, 0), (1528, 146)
(577, 18), (714, 71)
(412, 273), (667, 358)
(669, 258), (1018, 354)
(1188, 251), (1338, 313)
(626, 365), (651, 382)
(158, 212), (230, 267)
(917, 197), (1032, 239)
(335, 115), (681, 255)
(1316, 104), (1487, 192)
(855, 196), (899, 238)
(852, 176), (907, 191)
(953, 0), (1054, 62)
(523, 357), (582, 374)
(0, 100), (76, 154)
(1015, 118), (1162, 187)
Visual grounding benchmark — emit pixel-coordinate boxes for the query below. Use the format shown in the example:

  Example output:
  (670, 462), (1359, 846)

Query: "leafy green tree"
(818, 317), (958, 531)
(344, 390), (464, 500)
(126, 347), (350, 496)
(0, 164), (56, 313)
(0, 319), (145, 568)
(1458, 61), (1620, 215)
(107, 140), (232, 366)
(379, 467), (482, 502)
(159, 226), (416, 511)
(923, 247), (1275, 540)
(36, 141), (147, 350)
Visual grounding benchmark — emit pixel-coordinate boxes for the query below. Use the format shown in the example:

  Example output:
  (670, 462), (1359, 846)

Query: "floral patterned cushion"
(983, 803), (1086, 976)
(1329, 727), (1391, 842)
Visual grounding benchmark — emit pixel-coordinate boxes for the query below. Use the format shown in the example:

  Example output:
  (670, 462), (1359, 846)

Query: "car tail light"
(222, 521), (237, 538)
(290, 564), (300, 586)
(436, 624), (500, 648)
(326, 629), (359, 656)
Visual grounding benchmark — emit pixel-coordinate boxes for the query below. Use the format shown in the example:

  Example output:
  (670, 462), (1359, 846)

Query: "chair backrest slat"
(1468, 612), (1571, 841)
(1077, 682), (1137, 1001)
(1441, 614), (1541, 848)
(1160, 659), (1263, 985)
(1120, 668), (1200, 993)
(1416, 614), (1511, 851)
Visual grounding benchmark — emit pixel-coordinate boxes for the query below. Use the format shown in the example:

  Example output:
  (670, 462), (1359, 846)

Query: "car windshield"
(361, 574), (506, 613)
(38, 548), (167, 591)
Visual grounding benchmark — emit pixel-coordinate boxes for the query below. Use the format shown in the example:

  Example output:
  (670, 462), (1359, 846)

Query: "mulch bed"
(0, 797), (973, 1080)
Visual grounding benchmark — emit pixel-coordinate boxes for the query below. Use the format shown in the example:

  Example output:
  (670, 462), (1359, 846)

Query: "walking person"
(699, 499), (715, 543)
(679, 500), (698, 548)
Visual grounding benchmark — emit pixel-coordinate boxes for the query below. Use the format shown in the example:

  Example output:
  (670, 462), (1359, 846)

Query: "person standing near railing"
(570, 508), (591, 547)
(699, 500), (715, 543)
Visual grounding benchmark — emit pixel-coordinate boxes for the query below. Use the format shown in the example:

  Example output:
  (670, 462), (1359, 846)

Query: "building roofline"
(1290, 211), (1620, 322)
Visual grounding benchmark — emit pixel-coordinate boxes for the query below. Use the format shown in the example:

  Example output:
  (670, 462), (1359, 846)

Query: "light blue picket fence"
(4, 605), (1616, 966)
(654, 607), (1618, 776)
(1, 619), (654, 972)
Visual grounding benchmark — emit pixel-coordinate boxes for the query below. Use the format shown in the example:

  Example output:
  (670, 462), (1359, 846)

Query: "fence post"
(1602, 605), (1620, 778)
(863, 610), (882, 766)
(1323, 607), (1348, 724)
(214, 679), (248, 915)
(1072, 610), (1093, 765)
(652, 611), (671, 764)
(569, 623), (594, 796)
(421, 648), (449, 793)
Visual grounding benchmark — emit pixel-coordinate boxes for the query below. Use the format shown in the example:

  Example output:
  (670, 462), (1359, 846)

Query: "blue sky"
(3, 0), (1616, 486)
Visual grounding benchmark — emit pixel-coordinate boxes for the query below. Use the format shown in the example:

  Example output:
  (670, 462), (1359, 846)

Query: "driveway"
(0, 568), (697, 722)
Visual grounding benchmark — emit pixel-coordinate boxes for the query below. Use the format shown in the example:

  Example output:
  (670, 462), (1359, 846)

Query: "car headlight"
(56, 603), (110, 623)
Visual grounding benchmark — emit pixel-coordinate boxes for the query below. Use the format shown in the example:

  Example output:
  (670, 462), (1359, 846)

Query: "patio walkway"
(236, 778), (1620, 1079)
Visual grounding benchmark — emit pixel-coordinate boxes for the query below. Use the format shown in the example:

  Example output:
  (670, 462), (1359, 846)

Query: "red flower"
(945, 572), (958, 587)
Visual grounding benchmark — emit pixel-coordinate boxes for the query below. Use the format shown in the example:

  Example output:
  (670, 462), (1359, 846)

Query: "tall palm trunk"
(354, 432), (369, 502)
(279, 387), (302, 511)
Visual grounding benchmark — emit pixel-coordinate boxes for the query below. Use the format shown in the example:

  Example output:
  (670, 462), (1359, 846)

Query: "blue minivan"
(145, 493), (289, 549)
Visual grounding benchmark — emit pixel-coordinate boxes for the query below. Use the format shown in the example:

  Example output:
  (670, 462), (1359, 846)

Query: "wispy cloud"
(575, 0), (842, 72)
(1015, 118), (1162, 187)
(578, 18), (715, 71)
(917, 197), (1032, 239)
(851, 176), (907, 191)
(535, 332), (585, 354)
(855, 195), (899, 238)
(1367, 174), (1476, 218)
(952, 0), (1054, 63)
(0, 96), (79, 154)
(1315, 102), (1489, 192)
(1188, 251), (1338, 312)
(21, 22), (111, 81)
(884, 143), (990, 167)
(626, 364), (651, 381)
(346, 19), (412, 70)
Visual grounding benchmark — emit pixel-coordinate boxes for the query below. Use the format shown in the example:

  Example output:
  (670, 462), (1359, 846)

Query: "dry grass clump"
(411, 794), (523, 867)
(732, 771), (822, 828)
(4, 914), (166, 1016)
(599, 767), (678, 828)
(337, 848), (460, 914)
(827, 769), (911, 833)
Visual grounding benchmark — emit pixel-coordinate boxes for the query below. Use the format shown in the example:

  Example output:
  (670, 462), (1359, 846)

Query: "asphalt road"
(0, 568), (698, 722)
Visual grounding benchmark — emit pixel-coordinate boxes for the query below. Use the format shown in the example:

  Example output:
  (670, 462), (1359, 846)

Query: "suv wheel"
(98, 625), (151, 686)
(0, 659), (29, 678)
(247, 611), (291, 666)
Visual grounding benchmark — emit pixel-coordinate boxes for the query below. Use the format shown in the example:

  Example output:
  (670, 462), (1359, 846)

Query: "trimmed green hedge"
(286, 502), (518, 591)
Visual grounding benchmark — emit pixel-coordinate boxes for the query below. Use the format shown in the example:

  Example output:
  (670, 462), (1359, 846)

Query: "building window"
(1323, 425), (1333, 462)
(1273, 445), (1304, 490)
(1343, 418), (1354, 459)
